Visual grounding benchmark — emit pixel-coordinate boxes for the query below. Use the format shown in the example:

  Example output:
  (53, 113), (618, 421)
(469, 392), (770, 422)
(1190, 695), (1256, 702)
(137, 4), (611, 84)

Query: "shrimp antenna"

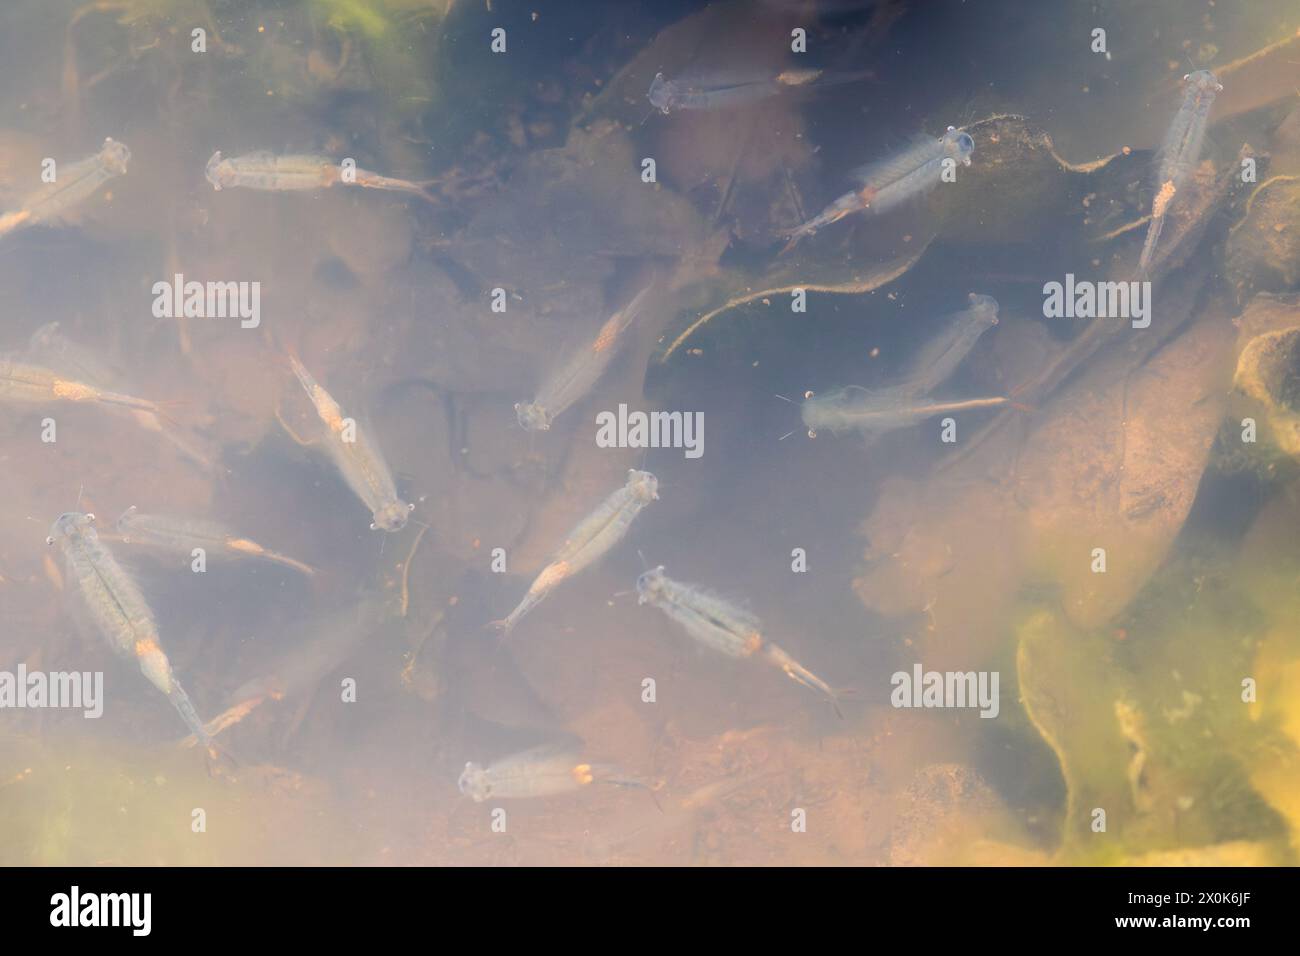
(776, 393), (805, 440)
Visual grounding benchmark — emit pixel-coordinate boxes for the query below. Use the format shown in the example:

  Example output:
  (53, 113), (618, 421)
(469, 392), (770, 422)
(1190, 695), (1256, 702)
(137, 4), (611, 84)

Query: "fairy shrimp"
(491, 469), (658, 634)
(801, 385), (1011, 439)
(647, 67), (870, 114)
(18, 322), (212, 467)
(115, 506), (316, 576)
(46, 512), (214, 752)
(515, 282), (655, 432)
(0, 138), (130, 240)
(1138, 70), (1222, 275)
(205, 150), (438, 203)
(899, 293), (1000, 396)
(180, 595), (393, 747)
(458, 743), (652, 802)
(635, 565), (841, 715)
(783, 125), (973, 252)
(0, 357), (170, 416)
(285, 351), (413, 532)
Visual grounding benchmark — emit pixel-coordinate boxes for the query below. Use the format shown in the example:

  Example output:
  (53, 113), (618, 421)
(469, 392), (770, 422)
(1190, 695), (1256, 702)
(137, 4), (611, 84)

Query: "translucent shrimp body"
(0, 138), (130, 239)
(636, 565), (840, 712)
(647, 67), (867, 113)
(206, 151), (435, 202)
(515, 283), (653, 432)
(1138, 70), (1222, 275)
(1155, 71), (1223, 188)
(785, 126), (973, 247)
(900, 293), (1000, 395)
(180, 596), (392, 748)
(801, 385), (1008, 438)
(24, 321), (120, 385)
(206, 151), (336, 191)
(287, 353), (413, 532)
(493, 470), (658, 634)
(0, 358), (165, 415)
(457, 745), (645, 802)
(47, 512), (212, 749)
(115, 507), (316, 576)
(20, 322), (212, 467)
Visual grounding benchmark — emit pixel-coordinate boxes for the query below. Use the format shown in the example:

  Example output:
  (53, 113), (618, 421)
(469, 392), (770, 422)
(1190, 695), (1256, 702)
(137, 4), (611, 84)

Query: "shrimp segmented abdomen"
(286, 353), (411, 532)
(637, 565), (839, 710)
(493, 470), (657, 633)
(786, 125), (971, 244)
(48, 512), (213, 747)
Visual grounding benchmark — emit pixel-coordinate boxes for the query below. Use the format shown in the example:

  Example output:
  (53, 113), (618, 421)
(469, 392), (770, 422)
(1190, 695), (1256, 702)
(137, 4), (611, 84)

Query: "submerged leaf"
(1016, 608), (1136, 861)
(1232, 293), (1300, 458)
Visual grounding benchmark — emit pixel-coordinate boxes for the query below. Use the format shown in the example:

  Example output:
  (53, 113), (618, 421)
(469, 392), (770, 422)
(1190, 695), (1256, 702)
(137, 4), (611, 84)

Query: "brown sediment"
(1228, 174), (1300, 237)
(963, 112), (1126, 174)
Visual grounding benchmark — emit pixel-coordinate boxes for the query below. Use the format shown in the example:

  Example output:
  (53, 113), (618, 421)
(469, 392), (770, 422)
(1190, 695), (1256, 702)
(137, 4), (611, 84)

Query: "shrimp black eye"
(45, 536), (55, 546)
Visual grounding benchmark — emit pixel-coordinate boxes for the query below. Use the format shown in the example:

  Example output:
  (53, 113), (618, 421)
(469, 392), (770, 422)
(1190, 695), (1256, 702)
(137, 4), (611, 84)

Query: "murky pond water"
(1, 0), (1299, 866)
